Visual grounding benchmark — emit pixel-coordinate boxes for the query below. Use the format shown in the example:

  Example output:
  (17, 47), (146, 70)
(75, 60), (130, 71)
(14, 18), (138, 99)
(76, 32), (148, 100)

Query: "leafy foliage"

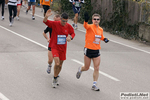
(56, 0), (140, 40)
(100, 0), (139, 40)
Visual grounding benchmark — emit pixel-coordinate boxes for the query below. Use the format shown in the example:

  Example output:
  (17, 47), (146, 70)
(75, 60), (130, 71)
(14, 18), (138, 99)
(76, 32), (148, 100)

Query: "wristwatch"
(70, 36), (73, 40)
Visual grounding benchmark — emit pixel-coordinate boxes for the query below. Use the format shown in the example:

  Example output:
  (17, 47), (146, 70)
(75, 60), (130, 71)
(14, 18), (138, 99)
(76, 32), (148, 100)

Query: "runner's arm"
(83, 21), (90, 30)
(103, 38), (109, 43)
(69, 0), (73, 3)
(69, 25), (75, 40)
(80, 0), (84, 3)
(83, 12), (90, 29)
(43, 20), (54, 29)
(43, 9), (52, 22)
(43, 32), (50, 42)
(100, 30), (109, 43)
(42, 27), (49, 42)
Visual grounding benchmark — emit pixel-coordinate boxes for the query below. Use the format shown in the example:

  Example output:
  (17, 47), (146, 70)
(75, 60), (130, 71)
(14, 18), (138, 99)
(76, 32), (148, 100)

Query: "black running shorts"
(43, 5), (50, 14)
(84, 48), (100, 58)
(48, 47), (51, 51)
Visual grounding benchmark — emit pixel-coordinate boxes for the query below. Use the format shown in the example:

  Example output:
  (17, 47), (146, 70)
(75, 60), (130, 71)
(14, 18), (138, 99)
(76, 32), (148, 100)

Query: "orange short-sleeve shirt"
(40, 0), (53, 6)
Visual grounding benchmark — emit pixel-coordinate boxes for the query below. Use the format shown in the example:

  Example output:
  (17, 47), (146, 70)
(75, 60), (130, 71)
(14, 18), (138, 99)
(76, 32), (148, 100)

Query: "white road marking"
(34, 13), (43, 18)
(72, 59), (120, 81)
(33, 12), (150, 55)
(0, 93), (9, 100)
(0, 25), (47, 49)
(110, 40), (150, 54)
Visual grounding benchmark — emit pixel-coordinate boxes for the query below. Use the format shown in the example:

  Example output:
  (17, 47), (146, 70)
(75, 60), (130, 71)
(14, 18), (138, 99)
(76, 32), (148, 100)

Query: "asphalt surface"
(0, 6), (150, 100)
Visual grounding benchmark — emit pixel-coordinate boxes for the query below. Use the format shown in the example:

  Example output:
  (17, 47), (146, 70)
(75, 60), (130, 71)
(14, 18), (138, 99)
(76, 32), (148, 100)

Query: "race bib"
(75, 1), (80, 7)
(57, 35), (66, 45)
(93, 35), (101, 44)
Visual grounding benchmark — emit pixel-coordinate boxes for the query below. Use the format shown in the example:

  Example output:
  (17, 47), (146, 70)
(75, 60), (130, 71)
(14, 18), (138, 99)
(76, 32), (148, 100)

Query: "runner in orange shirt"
(40, 0), (53, 16)
(76, 12), (109, 91)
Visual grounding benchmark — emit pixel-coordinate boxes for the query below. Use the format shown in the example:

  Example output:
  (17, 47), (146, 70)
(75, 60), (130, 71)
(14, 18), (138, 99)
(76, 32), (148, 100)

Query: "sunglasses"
(61, 18), (68, 22)
(93, 18), (100, 21)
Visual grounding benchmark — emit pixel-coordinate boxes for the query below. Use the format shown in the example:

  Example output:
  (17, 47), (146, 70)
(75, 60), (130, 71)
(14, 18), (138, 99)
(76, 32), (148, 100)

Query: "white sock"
(93, 81), (97, 85)
(48, 64), (52, 67)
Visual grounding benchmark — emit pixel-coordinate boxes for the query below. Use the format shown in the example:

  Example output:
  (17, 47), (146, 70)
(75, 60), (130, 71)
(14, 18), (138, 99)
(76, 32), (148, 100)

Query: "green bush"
(58, 0), (139, 40)
(51, 0), (61, 12)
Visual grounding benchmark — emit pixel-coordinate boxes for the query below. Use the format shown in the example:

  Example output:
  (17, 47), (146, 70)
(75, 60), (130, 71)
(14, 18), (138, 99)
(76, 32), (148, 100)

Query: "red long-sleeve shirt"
(44, 20), (75, 52)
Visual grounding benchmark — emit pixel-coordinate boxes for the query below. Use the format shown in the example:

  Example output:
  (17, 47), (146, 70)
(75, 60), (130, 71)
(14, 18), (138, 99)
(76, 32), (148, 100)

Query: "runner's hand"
(43, 9), (52, 22)
(66, 35), (71, 42)
(84, 12), (89, 22)
(47, 38), (50, 43)
(45, 9), (52, 17)
(104, 38), (109, 43)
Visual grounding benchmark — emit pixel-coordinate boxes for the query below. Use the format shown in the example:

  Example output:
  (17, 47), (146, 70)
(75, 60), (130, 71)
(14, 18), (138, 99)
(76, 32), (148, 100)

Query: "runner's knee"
(48, 60), (52, 64)
(94, 67), (99, 72)
(75, 14), (78, 17)
(84, 66), (90, 71)
(55, 62), (60, 67)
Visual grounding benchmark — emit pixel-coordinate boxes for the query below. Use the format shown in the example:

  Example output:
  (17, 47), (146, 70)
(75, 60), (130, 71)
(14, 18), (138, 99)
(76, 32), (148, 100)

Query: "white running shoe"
(52, 78), (59, 88)
(16, 16), (19, 21)
(91, 85), (100, 91)
(47, 64), (51, 74)
(41, 8), (43, 12)
(32, 16), (35, 20)
(74, 25), (78, 30)
(9, 23), (12, 27)
(76, 66), (82, 79)
(26, 10), (28, 14)
(1, 16), (4, 20)
(24, 5), (27, 8)
(11, 18), (14, 24)
(5, 4), (7, 9)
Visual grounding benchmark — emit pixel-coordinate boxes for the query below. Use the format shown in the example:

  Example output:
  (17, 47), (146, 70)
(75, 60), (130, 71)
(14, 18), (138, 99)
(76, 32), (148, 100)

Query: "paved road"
(0, 6), (150, 100)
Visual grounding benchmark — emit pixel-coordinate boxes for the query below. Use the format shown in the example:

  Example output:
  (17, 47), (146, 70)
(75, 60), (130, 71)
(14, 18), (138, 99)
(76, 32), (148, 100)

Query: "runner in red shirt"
(43, 9), (75, 88)
(42, 14), (61, 74)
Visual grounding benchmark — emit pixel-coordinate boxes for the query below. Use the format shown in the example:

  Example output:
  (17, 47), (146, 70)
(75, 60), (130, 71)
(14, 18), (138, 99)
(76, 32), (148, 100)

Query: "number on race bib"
(57, 35), (66, 45)
(93, 35), (101, 44)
